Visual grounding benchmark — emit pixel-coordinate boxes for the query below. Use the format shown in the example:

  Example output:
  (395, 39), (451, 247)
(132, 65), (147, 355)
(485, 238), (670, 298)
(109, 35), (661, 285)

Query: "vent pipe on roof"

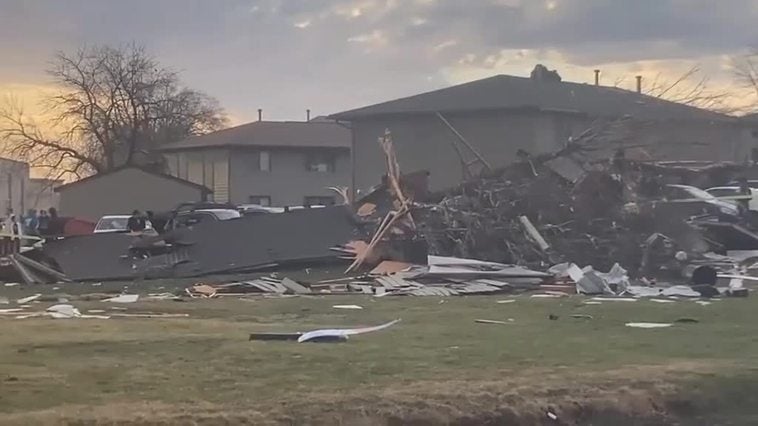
(258, 109), (263, 121)
(635, 76), (642, 93)
(594, 69), (600, 86)
(307, 109), (311, 121)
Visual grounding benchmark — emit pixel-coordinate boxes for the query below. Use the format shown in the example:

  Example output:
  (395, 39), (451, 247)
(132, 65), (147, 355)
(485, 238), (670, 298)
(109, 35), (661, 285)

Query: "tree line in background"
(0, 43), (227, 181)
(3, 43), (758, 181)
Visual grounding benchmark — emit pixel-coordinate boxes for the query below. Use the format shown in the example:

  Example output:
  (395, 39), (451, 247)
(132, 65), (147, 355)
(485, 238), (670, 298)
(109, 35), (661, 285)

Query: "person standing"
(37, 210), (49, 236)
(3, 209), (14, 236)
(146, 211), (166, 234)
(127, 210), (145, 233)
(45, 207), (60, 235)
(0, 210), (11, 255)
(23, 209), (38, 235)
(8, 214), (20, 253)
(737, 177), (752, 211)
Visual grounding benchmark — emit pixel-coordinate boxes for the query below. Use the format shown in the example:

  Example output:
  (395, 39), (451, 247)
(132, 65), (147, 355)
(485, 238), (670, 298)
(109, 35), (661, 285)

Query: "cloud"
(433, 40), (458, 53)
(0, 0), (756, 121)
(293, 19), (312, 29)
(347, 30), (389, 49)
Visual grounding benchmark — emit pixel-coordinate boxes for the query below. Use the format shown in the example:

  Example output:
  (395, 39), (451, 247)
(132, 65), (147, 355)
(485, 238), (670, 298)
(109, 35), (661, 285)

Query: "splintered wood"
(346, 131), (414, 274)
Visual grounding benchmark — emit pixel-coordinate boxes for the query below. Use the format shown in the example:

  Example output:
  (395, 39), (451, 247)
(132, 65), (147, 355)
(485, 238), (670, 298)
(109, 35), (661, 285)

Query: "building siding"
(164, 149), (231, 203)
(228, 147), (350, 206)
(351, 111), (569, 192)
(164, 147), (351, 206)
(350, 111), (755, 192)
(57, 168), (208, 221)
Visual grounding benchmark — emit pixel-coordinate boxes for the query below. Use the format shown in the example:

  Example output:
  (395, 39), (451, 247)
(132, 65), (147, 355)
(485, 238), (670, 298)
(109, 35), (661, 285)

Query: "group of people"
(1, 207), (59, 238)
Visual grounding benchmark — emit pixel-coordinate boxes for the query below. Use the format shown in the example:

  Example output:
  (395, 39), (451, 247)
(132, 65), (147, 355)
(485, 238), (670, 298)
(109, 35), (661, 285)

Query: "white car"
(237, 204), (327, 216)
(665, 184), (741, 217)
(94, 215), (153, 234)
(706, 186), (758, 211)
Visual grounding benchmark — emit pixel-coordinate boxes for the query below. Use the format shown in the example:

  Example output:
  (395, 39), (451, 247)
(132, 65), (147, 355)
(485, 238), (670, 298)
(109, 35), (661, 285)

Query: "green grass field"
(2, 293), (758, 424)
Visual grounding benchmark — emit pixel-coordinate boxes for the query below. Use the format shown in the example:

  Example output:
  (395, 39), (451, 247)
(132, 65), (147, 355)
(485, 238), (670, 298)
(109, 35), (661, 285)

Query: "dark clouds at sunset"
(1, 0), (757, 121)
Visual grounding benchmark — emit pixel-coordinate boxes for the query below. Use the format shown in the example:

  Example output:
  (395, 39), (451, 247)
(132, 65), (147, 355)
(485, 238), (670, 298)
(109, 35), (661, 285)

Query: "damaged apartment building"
(332, 65), (758, 193)
(160, 116), (351, 207)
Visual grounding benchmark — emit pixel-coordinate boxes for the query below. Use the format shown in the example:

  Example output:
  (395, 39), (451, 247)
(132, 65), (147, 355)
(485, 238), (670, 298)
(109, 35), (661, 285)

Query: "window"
(248, 195), (271, 206)
(707, 188), (739, 198)
(258, 151), (271, 172)
(305, 152), (335, 173)
(303, 196), (335, 207)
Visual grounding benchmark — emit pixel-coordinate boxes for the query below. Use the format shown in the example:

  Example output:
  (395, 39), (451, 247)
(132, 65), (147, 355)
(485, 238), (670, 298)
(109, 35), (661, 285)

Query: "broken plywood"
(370, 260), (413, 275)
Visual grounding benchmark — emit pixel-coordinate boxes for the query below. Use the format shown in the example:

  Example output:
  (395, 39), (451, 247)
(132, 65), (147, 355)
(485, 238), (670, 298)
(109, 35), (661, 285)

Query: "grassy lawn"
(2, 293), (758, 424)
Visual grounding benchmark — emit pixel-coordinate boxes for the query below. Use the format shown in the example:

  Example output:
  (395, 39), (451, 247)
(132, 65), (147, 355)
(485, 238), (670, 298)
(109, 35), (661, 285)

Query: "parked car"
(93, 215), (153, 234)
(664, 184), (740, 218)
(167, 208), (241, 230)
(237, 204), (328, 216)
(237, 204), (283, 215)
(705, 186), (758, 211)
(726, 179), (758, 187)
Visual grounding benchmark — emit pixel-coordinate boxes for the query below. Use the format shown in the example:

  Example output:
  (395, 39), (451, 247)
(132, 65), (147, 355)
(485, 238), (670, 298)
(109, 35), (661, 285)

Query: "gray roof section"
(160, 120), (350, 151)
(54, 166), (212, 194)
(331, 74), (732, 122)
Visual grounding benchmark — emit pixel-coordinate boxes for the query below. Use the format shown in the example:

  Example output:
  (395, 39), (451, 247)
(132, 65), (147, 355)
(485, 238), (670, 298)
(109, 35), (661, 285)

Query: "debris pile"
(413, 158), (741, 275)
(346, 126), (758, 297)
(186, 277), (312, 298)
(352, 255), (554, 296)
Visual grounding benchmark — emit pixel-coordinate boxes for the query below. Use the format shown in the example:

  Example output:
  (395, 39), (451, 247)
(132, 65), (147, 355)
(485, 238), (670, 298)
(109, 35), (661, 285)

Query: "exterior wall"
(25, 179), (61, 212)
(228, 147), (351, 206)
(621, 120), (751, 162)
(58, 168), (208, 222)
(0, 159), (30, 217)
(350, 111), (574, 192)
(164, 149), (230, 203)
(350, 111), (753, 192)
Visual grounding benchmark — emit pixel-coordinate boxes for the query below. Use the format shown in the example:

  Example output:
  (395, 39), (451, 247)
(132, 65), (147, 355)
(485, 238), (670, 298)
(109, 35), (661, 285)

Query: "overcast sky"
(2, 0), (758, 123)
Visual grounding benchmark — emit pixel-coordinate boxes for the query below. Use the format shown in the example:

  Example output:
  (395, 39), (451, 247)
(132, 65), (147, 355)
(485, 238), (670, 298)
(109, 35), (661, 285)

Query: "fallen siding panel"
(43, 206), (358, 281)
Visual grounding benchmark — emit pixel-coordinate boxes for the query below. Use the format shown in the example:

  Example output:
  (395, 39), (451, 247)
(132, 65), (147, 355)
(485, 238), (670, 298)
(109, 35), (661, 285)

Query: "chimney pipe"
(306, 109), (311, 121)
(635, 75), (642, 93)
(258, 109), (262, 121)
(594, 69), (600, 86)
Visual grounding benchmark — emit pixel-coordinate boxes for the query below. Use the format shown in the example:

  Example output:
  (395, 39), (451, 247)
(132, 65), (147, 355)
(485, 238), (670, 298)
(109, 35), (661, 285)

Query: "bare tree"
(733, 51), (758, 112)
(0, 44), (226, 179)
(642, 65), (736, 114)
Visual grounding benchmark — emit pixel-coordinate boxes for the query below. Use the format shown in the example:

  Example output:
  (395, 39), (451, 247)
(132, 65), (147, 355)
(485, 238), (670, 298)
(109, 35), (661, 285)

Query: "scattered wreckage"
(3, 129), (758, 303)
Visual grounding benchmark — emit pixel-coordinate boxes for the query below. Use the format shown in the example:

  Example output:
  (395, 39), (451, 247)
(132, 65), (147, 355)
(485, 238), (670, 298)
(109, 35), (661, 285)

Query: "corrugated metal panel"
(473, 279), (511, 287)
(455, 283), (501, 294)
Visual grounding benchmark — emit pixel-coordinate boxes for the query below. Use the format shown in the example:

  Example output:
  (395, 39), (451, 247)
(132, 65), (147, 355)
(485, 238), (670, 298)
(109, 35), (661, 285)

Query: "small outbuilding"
(55, 166), (212, 222)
